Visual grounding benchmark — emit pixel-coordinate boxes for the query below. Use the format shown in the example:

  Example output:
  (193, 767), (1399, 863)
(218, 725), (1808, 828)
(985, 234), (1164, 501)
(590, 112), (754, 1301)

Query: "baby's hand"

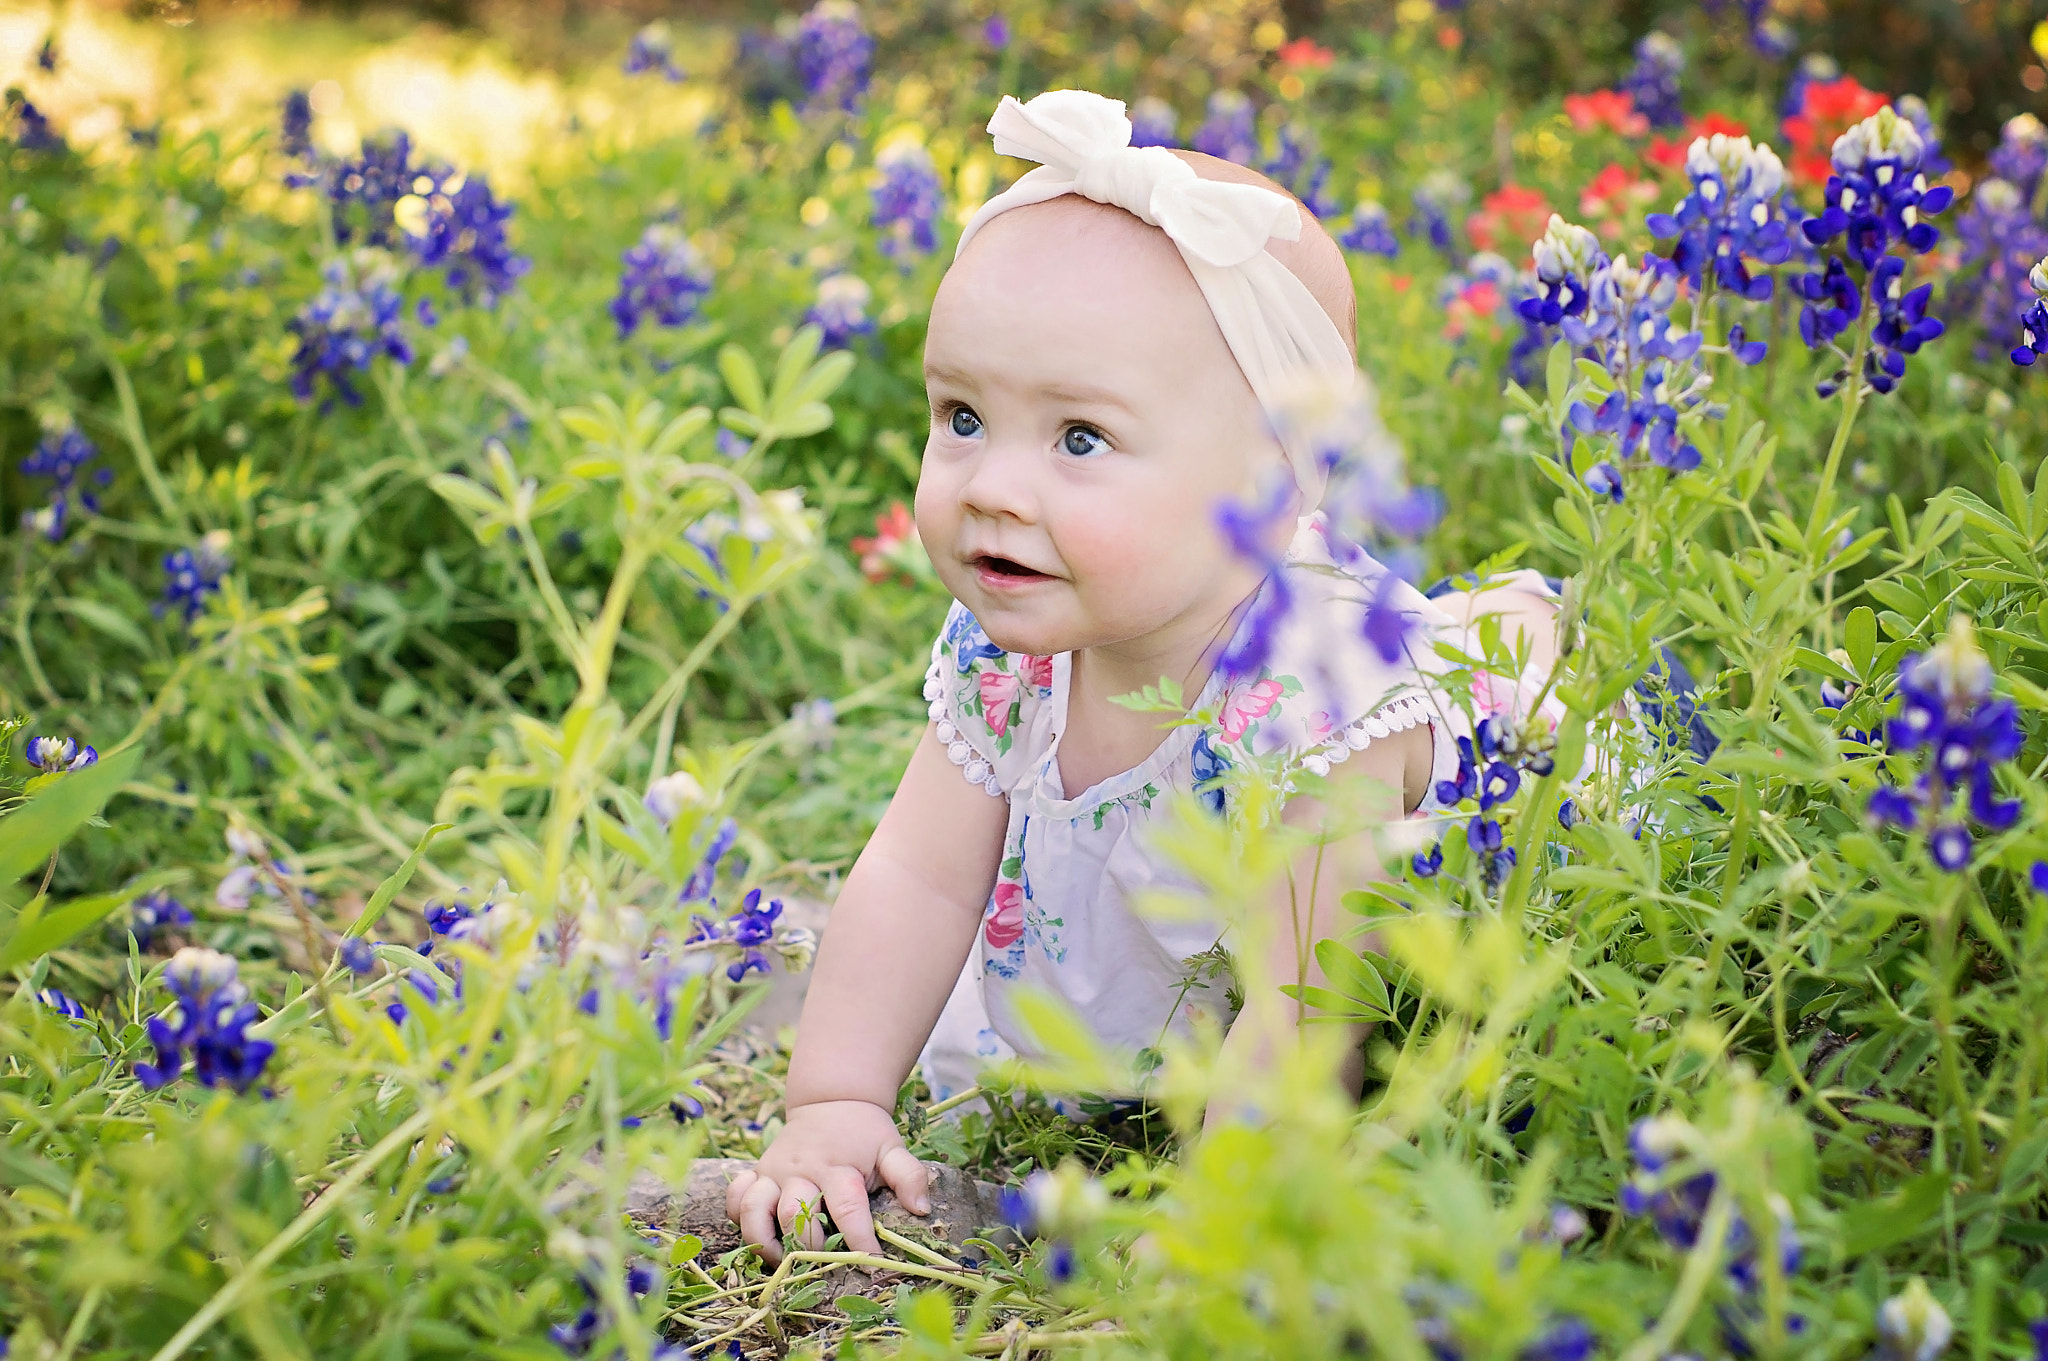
(725, 1099), (931, 1263)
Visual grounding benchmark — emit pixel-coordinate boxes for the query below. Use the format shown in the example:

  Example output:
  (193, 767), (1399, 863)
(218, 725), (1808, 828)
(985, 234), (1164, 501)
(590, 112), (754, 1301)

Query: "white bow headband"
(955, 89), (1365, 515)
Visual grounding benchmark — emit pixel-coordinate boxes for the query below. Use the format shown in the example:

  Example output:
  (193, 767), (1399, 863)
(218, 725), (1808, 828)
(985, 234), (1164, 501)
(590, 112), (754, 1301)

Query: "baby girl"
(725, 90), (1563, 1260)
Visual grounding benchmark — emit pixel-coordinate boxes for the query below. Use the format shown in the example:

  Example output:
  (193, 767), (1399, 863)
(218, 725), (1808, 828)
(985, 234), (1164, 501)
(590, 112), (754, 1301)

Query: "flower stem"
(1804, 325), (1870, 543)
(1931, 874), (1987, 1179)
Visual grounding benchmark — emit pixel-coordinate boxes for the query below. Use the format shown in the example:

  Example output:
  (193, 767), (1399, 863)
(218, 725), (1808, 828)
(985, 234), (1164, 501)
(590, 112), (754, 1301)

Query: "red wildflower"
(1277, 37), (1334, 68)
(1564, 89), (1647, 138)
(1645, 112), (1752, 169)
(1578, 162), (1659, 238)
(851, 501), (919, 583)
(1781, 76), (1888, 187)
(1465, 185), (1553, 259)
(1443, 279), (1501, 339)
(1437, 24), (1462, 51)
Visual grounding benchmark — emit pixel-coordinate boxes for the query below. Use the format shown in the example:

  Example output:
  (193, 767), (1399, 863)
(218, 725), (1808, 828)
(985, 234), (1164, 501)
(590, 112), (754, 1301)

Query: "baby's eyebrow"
(923, 364), (1135, 416)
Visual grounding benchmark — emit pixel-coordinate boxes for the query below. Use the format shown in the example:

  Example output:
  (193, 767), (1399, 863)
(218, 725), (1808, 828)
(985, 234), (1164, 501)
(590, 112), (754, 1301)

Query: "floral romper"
(913, 527), (1576, 1105)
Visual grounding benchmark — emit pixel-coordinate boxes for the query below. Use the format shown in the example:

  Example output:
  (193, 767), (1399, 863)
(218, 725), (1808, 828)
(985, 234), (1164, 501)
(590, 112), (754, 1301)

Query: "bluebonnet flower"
(611, 223), (714, 337)
(160, 532), (232, 625)
(983, 14), (1010, 48)
(670, 1090), (707, 1121)
(1546, 226), (1713, 495)
(1520, 1318), (1594, 1361)
(805, 273), (875, 347)
(131, 891), (192, 949)
(1338, 202), (1400, 258)
(135, 948), (275, 1093)
(26, 735), (98, 772)
(871, 141), (944, 257)
(12, 101), (65, 154)
(1895, 96), (1950, 177)
(323, 133), (421, 249)
(35, 988), (88, 1020)
(735, 28), (803, 109)
(623, 24), (685, 81)
(1797, 105), (1953, 395)
(287, 251), (414, 405)
(715, 428), (751, 459)
(1646, 134), (1793, 307)
(402, 172), (529, 306)
(1619, 33), (1686, 131)
(1409, 170), (1471, 261)
(1192, 91), (1257, 166)
(1875, 1279), (1953, 1361)
(338, 936), (376, 973)
(2014, 258), (2048, 367)
(1000, 1165), (1103, 1282)
(1520, 215), (1604, 328)
(1410, 841), (1445, 877)
(280, 90), (315, 161)
(644, 770), (707, 828)
(1621, 1115), (1801, 1292)
(550, 1261), (684, 1358)
(1865, 617), (2022, 873)
(684, 886), (800, 981)
(18, 424), (110, 542)
(1262, 124), (1338, 219)
(681, 818), (739, 901)
(795, 0), (873, 113)
(1990, 114), (2048, 200)
(1128, 97), (1179, 149)
(1955, 180), (2048, 360)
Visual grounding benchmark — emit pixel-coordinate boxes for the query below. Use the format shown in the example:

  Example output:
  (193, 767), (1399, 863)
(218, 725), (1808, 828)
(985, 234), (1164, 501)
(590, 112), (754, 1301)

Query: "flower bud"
(1876, 1278), (1953, 1361)
(643, 771), (707, 827)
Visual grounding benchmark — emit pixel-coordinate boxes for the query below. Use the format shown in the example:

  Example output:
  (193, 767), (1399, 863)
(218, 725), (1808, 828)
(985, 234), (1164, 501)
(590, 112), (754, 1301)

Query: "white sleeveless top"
(914, 533), (1571, 1106)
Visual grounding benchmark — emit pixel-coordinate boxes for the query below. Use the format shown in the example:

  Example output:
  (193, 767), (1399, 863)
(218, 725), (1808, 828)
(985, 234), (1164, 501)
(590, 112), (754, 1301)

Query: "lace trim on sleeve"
(1293, 692), (1437, 779)
(924, 651), (1006, 798)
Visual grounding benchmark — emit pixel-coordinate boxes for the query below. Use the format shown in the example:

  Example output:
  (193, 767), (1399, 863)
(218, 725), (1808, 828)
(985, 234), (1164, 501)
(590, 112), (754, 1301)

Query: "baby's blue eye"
(948, 407), (983, 438)
(1060, 426), (1110, 458)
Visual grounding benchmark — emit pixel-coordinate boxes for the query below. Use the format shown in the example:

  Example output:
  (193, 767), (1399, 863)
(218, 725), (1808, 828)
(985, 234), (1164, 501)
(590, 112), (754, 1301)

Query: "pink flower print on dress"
(984, 881), (1025, 948)
(1308, 710), (1337, 742)
(979, 670), (1022, 737)
(1019, 654), (1054, 690)
(1219, 678), (1285, 743)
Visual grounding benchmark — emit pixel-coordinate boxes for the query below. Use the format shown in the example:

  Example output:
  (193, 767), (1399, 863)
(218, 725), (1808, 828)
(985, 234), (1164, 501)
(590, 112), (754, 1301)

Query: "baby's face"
(916, 199), (1284, 660)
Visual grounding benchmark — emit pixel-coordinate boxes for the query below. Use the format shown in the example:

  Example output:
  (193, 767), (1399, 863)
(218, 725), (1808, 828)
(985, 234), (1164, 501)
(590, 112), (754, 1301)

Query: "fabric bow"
(954, 89), (1366, 517)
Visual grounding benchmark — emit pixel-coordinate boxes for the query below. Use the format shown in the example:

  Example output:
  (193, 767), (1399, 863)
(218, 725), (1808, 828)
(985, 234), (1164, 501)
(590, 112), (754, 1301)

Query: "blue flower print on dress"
(1189, 729), (1231, 816)
(946, 606), (1006, 674)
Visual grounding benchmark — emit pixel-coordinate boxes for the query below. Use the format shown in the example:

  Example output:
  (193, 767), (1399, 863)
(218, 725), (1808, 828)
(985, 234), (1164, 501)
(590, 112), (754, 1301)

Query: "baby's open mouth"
(972, 554), (1052, 582)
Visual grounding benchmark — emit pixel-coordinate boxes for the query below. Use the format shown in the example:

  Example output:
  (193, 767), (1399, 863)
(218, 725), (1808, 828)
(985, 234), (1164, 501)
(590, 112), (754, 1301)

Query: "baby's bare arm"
(1208, 722), (1430, 1128)
(728, 724), (1007, 1261)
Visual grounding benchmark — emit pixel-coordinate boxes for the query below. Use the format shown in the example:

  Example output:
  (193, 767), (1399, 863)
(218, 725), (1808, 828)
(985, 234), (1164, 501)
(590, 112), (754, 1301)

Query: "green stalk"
(1619, 1187), (1734, 1361)
(1930, 874), (1986, 1179)
(1803, 325), (1871, 543)
(100, 344), (186, 531)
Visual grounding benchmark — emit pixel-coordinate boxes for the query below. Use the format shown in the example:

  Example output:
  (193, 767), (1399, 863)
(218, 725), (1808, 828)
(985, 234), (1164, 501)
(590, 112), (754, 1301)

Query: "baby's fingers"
(819, 1165), (880, 1255)
(724, 1169), (758, 1226)
(737, 1174), (785, 1265)
(877, 1145), (931, 1216)
(778, 1176), (828, 1254)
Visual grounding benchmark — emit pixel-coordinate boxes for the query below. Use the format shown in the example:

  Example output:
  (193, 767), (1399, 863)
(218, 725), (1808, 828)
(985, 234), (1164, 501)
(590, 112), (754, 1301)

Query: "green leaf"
(0, 746), (141, 886)
(718, 344), (767, 415)
(1845, 606), (1877, 678)
(343, 823), (452, 940)
(668, 1233), (705, 1266)
(1544, 338), (1571, 403)
(1312, 937), (1392, 1019)
(55, 597), (151, 653)
(1838, 1171), (1948, 1256)
(0, 889), (131, 969)
(1792, 647), (1856, 685)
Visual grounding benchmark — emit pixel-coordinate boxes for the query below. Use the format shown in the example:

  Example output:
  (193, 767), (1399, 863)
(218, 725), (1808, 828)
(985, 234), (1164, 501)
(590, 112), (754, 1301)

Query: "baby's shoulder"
(924, 600), (1058, 796)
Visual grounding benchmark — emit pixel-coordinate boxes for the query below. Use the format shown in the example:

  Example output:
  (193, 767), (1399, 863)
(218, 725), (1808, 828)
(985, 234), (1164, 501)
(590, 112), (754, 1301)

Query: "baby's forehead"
(945, 155), (1357, 362)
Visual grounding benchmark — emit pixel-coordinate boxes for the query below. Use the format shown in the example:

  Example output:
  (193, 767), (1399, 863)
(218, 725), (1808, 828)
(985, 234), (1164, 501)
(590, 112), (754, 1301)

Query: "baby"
(725, 90), (1563, 1261)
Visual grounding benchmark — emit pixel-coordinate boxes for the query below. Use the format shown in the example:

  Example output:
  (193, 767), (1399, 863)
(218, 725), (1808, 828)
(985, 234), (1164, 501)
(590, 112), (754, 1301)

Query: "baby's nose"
(956, 442), (1041, 523)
